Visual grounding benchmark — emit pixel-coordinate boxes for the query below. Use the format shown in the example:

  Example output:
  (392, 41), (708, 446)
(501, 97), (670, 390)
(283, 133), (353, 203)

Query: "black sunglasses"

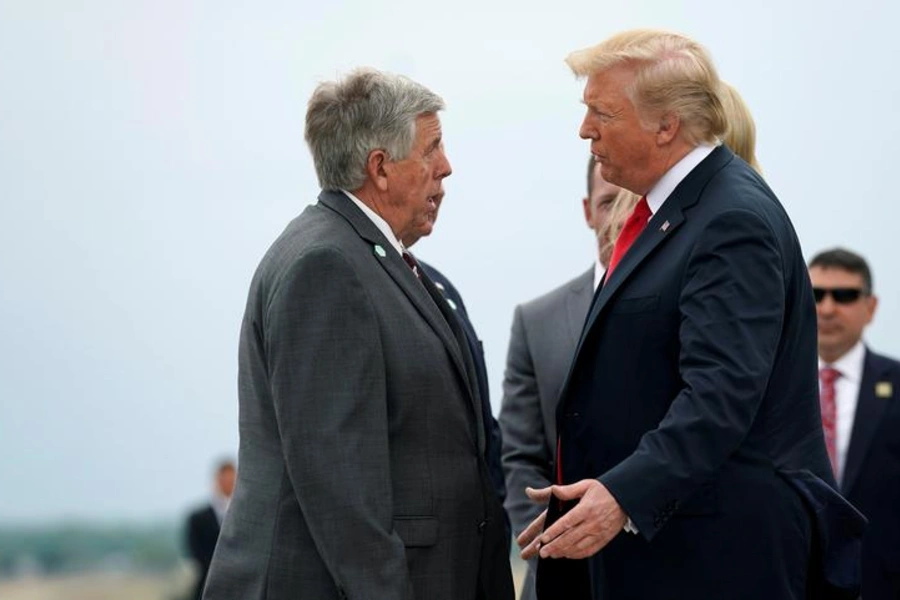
(812, 287), (865, 304)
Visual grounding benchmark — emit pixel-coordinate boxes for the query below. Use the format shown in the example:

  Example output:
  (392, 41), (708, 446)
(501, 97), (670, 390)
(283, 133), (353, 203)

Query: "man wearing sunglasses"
(809, 247), (900, 600)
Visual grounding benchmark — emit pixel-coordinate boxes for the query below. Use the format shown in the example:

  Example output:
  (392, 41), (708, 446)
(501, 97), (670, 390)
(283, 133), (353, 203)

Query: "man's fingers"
(520, 533), (543, 560)
(539, 504), (586, 546)
(516, 509), (547, 550)
(539, 522), (583, 558)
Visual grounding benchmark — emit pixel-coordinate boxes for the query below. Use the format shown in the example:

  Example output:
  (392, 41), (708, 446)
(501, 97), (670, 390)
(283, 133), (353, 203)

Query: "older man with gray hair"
(517, 30), (865, 600)
(202, 68), (514, 600)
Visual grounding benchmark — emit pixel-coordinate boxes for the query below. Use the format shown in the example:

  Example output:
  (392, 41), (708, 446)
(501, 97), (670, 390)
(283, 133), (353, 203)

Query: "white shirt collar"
(593, 259), (606, 291)
(341, 190), (405, 256)
(211, 491), (230, 523)
(645, 144), (717, 216)
(819, 340), (866, 384)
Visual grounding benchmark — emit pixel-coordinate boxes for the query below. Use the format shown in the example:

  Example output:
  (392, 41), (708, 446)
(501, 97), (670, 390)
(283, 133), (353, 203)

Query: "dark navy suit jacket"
(842, 348), (900, 599)
(419, 260), (508, 526)
(540, 146), (865, 600)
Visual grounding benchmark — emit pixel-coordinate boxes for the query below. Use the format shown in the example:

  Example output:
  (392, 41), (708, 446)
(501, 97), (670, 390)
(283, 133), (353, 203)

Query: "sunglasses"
(812, 287), (865, 304)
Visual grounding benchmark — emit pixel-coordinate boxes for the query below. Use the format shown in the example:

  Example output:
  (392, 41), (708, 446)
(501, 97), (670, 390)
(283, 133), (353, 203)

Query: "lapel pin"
(446, 298), (458, 311)
(875, 381), (893, 398)
(373, 244), (386, 258)
(434, 282), (445, 292)
(661, 220), (670, 232)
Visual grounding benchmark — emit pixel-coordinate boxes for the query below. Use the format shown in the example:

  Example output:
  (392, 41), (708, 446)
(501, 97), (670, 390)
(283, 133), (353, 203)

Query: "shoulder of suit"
(517, 267), (593, 319)
(865, 347), (900, 376)
(188, 504), (216, 522)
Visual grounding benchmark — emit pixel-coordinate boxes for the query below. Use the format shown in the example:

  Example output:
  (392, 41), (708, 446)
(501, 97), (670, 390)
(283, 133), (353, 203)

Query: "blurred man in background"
(499, 157), (620, 600)
(185, 459), (235, 600)
(810, 248), (900, 599)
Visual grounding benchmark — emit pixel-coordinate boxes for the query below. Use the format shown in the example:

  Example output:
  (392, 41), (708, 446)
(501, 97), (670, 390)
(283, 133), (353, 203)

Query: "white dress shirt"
(593, 259), (606, 291)
(645, 143), (716, 216)
(342, 190), (405, 255)
(819, 340), (865, 484)
(211, 491), (231, 524)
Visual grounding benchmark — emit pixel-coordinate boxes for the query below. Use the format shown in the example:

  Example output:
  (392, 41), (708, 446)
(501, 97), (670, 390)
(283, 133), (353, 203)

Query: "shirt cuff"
(624, 517), (639, 534)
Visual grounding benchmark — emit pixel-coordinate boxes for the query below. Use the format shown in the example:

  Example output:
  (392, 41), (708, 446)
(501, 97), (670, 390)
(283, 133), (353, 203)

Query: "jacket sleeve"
(499, 304), (555, 535)
(600, 209), (786, 540)
(264, 246), (413, 599)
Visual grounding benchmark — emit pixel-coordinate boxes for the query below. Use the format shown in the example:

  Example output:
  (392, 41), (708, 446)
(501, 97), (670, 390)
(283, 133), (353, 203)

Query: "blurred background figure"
(185, 459), (235, 600)
(718, 81), (761, 173)
(499, 157), (620, 600)
(809, 248), (900, 600)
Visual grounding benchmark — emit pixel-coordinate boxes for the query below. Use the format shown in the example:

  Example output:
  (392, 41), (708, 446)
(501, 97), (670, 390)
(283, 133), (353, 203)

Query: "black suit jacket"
(542, 146), (864, 600)
(842, 348), (900, 599)
(419, 260), (508, 518)
(186, 504), (220, 600)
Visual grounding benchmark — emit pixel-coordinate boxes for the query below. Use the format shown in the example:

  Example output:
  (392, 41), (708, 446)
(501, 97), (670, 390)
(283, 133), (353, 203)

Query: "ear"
(366, 149), (390, 192)
(582, 196), (593, 229)
(865, 294), (878, 324)
(655, 112), (681, 145)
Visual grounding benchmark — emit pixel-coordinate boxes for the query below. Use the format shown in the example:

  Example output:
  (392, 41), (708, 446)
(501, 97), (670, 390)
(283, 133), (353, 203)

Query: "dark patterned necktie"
(402, 251), (421, 279)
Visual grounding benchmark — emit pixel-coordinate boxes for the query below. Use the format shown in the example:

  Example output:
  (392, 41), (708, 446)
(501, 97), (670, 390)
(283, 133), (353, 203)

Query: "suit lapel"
(317, 191), (477, 425)
(418, 269), (485, 450)
(842, 349), (892, 495)
(560, 146), (735, 408)
(565, 268), (595, 348)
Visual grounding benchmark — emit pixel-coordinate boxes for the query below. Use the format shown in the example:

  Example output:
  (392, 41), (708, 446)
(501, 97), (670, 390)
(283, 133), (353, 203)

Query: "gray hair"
(304, 67), (445, 191)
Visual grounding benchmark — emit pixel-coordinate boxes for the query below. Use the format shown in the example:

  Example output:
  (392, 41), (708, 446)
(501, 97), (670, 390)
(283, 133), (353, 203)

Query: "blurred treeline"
(0, 522), (182, 577)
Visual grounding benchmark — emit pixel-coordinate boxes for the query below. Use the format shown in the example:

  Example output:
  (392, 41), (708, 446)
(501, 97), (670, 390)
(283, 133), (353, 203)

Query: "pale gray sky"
(1, 0), (897, 523)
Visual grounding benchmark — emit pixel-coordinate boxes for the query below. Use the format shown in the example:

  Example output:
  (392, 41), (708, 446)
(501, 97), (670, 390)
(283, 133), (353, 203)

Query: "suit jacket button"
(478, 519), (488, 533)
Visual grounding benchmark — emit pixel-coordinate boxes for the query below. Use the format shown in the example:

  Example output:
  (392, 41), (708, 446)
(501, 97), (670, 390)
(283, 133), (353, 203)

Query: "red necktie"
(607, 196), (651, 277)
(819, 366), (840, 476)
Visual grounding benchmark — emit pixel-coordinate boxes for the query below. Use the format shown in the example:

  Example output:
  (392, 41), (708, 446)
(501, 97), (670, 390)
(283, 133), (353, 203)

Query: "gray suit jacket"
(498, 267), (594, 600)
(203, 190), (513, 600)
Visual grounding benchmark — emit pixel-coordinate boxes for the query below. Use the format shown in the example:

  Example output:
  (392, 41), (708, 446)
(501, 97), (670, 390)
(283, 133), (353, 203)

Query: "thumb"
(525, 486), (553, 503)
(550, 479), (594, 501)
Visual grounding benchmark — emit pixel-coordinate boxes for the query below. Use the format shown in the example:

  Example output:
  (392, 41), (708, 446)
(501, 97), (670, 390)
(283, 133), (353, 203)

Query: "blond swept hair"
(599, 187), (641, 266)
(719, 81), (761, 173)
(566, 29), (727, 146)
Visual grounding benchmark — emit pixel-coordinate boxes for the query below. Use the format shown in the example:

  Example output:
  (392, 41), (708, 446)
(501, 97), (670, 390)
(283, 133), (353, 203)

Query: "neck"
(637, 139), (696, 196)
(819, 344), (856, 365)
(351, 185), (400, 238)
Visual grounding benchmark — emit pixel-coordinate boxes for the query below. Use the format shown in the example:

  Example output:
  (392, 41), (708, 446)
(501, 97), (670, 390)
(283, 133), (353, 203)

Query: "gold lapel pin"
(875, 381), (893, 398)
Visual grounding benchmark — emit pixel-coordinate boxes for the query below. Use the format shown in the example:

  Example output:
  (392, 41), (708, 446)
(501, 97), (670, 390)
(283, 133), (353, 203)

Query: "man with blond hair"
(518, 30), (864, 599)
(202, 68), (513, 600)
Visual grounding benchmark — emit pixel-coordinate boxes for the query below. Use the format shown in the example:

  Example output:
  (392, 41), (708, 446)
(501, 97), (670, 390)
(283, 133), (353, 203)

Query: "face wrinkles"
(579, 66), (658, 195)
(387, 113), (452, 247)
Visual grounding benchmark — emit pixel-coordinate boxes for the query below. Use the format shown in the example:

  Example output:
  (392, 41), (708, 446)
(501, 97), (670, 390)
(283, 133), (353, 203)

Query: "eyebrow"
(426, 136), (442, 153)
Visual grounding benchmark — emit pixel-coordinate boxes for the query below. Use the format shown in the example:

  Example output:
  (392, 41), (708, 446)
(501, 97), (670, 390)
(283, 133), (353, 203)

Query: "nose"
(437, 149), (452, 179)
(579, 112), (597, 141)
(817, 295), (836, 315)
